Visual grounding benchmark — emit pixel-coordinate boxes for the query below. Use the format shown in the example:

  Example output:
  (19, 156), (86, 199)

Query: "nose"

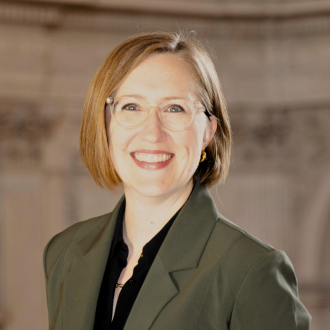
(140, 105), (167, 143)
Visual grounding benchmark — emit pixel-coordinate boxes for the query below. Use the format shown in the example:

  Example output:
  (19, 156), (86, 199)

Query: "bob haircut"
(80, 31), (232, 191)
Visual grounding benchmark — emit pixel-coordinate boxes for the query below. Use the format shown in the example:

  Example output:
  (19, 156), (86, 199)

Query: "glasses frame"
(105, 96), (208, 131)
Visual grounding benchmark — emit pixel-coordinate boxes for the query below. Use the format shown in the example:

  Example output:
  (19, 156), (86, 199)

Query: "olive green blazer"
(43, 179), (311, 330)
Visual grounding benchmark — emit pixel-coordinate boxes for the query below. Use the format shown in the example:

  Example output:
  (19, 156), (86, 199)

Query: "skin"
(107, 53), (217, 318)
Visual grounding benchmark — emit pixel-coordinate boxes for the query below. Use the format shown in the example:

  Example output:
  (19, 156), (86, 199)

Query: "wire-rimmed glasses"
(105, 96), (207, 131)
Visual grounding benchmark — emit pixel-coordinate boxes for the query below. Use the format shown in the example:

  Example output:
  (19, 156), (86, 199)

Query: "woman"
(43, 31), (311, 330)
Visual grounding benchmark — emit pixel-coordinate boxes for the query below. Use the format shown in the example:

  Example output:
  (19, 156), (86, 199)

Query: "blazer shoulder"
(43, 212), (112, 281)
(216, 212), (275, 256)
(209, 213), (278, 283)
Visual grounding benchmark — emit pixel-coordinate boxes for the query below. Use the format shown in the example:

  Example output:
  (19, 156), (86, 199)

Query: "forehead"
(114, 53), (199, 101)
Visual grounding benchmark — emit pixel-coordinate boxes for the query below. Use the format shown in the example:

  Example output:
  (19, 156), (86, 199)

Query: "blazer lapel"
(123, 255), (179, 330)
(124, 178), (219, 330)
(62, 195), (125, 330)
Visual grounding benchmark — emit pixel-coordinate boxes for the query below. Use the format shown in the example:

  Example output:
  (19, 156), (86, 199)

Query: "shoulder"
(43, 212), (112, 281)
(209, 213), (280, 292)
(213, 213), (294, 285)
(214, 212), (275, 261)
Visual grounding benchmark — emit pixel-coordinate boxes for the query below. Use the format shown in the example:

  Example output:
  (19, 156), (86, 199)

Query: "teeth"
(133, 153), (173, 163)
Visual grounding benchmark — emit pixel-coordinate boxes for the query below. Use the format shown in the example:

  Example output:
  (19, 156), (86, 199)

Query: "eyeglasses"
(105, 96), (207, 131)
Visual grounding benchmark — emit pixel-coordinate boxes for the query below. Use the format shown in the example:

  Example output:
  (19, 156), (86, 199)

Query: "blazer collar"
(76, 194), (125, 258)
(158, 177), (219, 272)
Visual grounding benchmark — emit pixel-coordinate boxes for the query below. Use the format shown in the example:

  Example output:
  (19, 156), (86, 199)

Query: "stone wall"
(0, 1), (329, 329)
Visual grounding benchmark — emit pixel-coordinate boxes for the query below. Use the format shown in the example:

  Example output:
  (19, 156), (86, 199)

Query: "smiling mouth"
(132, 152), (174, 163)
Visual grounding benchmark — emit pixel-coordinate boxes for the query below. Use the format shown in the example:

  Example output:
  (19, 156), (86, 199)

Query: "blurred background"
(0, 0), (329, 329)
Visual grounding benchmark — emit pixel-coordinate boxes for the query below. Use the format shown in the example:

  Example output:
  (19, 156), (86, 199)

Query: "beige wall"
(0, 1), (330, 329)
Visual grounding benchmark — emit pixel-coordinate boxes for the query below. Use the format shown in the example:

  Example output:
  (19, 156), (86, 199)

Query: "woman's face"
(108, 53), (217, 198)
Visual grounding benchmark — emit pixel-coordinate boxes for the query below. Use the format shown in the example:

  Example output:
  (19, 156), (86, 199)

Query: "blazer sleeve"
(230, 250), (312, 330)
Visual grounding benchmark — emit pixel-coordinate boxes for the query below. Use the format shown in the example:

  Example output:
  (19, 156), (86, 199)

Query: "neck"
(122, 178), (194, 255)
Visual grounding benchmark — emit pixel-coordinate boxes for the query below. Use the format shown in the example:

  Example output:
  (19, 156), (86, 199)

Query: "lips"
(130, 150), (175, 170)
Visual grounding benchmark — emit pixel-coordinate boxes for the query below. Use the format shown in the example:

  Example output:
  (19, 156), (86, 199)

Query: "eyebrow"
(119, 94), (188, 102)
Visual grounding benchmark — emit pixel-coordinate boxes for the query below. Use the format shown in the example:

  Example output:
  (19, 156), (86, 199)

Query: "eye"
(166, 105), (185, 113)
(122, 103), (140, 111)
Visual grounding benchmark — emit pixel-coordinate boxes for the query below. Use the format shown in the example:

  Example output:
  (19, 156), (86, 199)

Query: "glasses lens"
(111, 98), (197, 130)
(112, 98), (147, 127)
(160, 101), (194, 130)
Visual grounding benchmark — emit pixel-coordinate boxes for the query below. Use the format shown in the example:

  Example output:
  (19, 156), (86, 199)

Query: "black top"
(93, 199), (182, 330)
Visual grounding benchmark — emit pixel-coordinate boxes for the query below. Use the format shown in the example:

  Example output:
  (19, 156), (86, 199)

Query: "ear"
(202, 116), (217, 150)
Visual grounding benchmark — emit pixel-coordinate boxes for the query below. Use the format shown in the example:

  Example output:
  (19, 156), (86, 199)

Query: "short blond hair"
(80, 31), (232, 191)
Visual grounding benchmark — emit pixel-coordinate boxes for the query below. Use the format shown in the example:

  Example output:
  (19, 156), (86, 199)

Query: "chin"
(137, 180), (173, 196)
(122, 175), (173, 197)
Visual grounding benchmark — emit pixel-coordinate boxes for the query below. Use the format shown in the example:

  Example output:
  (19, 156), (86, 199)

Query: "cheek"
(108, 126), (124, 166)
(108, 124), (136, 162)
(187, 121), (205, 150)
(180, 128), (203, 162)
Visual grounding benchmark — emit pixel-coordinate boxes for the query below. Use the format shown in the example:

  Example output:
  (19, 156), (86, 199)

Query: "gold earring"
(200, 150), (207, 163)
